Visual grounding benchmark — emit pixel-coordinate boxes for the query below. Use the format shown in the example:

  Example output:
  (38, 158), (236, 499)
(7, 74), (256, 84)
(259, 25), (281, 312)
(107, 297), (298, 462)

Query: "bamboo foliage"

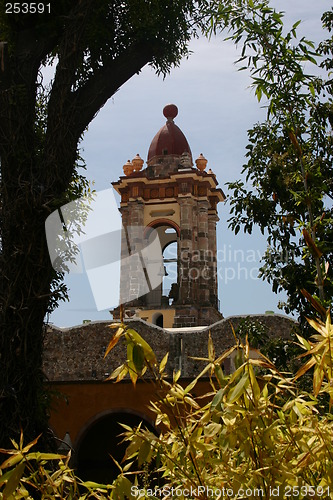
(1, 309), (333, 497)
(102, 315), (333, 498)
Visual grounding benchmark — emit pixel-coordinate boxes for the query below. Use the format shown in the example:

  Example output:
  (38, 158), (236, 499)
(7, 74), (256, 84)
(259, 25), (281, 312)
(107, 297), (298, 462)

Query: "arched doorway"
(152, 312), (164, 327)
(76, 410), (155, 483)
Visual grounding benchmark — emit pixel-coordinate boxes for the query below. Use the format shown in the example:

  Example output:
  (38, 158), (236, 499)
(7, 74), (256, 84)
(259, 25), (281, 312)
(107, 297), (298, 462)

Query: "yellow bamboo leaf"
(208, 332), (215, 361)
(248, 364), (260, 402)
(228, 363), (246, 385)
(22, 434), (41, 454)
(159, 353), (169, 374)
(313, 365), (325, 396)
(184, 363), (212, 395)
(248, 348), (278, 371)
(249, 358), (278, 372)
(306, 317), (328, 337)
(183, 379), (197, 395)
(84, 480), (110, 489)
(116, 365), (129, 383)
(26, 452), (66, 461)
(105, 363), (127, 382)
(294, 357), (316, 381)
(296, 334), (312, 350)
(304, 339), (328, 356)
(104, 327), (125, 358)
(303, 228), (323, 258)
(122, 460), (134, 473)
(113, 475), (133, 499)
(0, 453), (23, 470)
(184, 396), (200, 409)
(301, 289), (326, 317)
(288, 130), (302, 155)
(128, 365), (138, 386)
(108, 322), (123, 329)
(215, 345), (238, 365)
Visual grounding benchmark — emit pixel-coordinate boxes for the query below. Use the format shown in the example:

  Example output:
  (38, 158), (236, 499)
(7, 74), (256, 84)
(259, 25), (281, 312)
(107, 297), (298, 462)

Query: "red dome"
(147, 105), (192, 163)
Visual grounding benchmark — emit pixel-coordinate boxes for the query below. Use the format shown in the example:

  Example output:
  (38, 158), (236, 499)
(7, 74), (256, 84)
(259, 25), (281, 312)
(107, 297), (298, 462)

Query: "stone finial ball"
(163, 104), (178, 120)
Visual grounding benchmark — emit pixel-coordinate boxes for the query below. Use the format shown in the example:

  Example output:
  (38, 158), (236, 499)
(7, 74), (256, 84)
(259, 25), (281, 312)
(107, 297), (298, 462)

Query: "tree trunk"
(0, 26), (153, 448)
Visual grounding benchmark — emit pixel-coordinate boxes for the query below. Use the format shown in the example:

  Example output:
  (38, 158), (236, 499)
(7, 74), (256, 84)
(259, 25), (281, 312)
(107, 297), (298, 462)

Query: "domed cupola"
(147, 104), (192, 166)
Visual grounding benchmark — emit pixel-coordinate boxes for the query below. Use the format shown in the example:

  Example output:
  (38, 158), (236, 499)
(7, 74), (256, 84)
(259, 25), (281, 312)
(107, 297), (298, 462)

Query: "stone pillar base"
(173, 305), (223, 328)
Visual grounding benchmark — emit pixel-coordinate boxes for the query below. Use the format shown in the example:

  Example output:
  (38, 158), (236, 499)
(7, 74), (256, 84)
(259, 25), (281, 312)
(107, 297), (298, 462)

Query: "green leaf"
(113, 475), (133, 500)
(211, 388), (223, 410)
(126, 329), (157, 365)
(308, 81), (315, 97)
(83, 480), (110, 490)
(138, 440), (151, 466)
(127, 342), (138, 386)
(0, 468), (19, 488)
(3, 462), (25, 498)
(124, 436), (142, 461)
(227, 373), (250, 403)
(255, 85), (262, 102)
(204, 422), (221, 438)
(132, 343), (145, 373)
(214, 364), (225, 387)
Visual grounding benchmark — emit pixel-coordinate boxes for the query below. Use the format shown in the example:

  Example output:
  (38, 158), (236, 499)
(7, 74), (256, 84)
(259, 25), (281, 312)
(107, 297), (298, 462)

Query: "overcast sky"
(50, 1), (332, 327)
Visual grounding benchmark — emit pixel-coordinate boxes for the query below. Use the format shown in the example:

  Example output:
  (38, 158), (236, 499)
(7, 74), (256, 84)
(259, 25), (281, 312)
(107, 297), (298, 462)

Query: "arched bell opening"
(143, 222), (179, 308)
(162, 239), (178, 305)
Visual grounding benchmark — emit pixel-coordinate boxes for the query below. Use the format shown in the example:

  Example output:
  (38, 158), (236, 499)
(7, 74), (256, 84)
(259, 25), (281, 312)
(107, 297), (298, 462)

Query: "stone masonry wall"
(43, 314), (296, 382)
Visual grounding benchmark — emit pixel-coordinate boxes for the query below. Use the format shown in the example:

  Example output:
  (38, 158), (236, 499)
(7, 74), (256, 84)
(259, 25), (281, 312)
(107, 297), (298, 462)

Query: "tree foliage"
(208, 0), (333, 321)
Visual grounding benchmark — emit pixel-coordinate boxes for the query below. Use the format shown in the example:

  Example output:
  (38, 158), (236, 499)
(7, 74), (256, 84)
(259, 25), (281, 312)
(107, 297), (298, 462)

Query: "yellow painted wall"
(138, 308), (175, 328)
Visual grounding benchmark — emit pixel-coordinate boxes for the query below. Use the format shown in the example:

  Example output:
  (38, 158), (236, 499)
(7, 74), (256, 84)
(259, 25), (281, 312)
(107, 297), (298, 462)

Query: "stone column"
(177, 197), (196, 305)
(197, 200), (210, 305)
(208, 211), (219, 309)
(119, 206), (130, 306)
(124, 200), (145, 305)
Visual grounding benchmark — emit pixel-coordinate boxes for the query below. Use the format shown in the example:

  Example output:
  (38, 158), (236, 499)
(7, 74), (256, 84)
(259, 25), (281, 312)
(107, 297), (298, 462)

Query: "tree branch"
(71, 43), (153, 138)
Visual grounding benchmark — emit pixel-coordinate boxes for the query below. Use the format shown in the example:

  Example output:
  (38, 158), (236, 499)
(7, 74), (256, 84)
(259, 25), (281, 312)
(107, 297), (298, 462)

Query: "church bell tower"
(112, 104), (225, 328)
